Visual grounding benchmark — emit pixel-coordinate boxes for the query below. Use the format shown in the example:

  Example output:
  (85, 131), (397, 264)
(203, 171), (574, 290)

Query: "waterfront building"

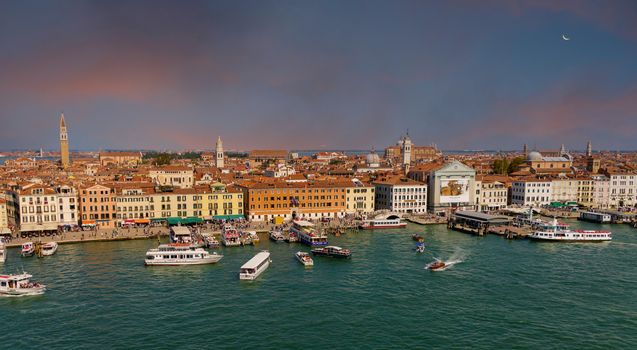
(200, 183), (244, 220)
(591, 175), (610, 209)
(79, 184), (117, 228)
(426, 160), (476, 214)
(550, 177), (578, 204)
(511, 178), (553, 207)
(152, 188), (202, 219)
(17, 185), (60, 232)
(59, 113), (70, 168)
(99, 152), (143, 166)
(238, 180), (348, 222)
(606, 171), (637, 208)
(216, 136), (224, 169)
(0, 197), (10, 235)
(474, 177), (508, 212)
(114, 183), (156, 225)
(373, 176), (427, 214)
(56, 184), (78, 227)
(576, 177), (595, 208)
(345, 179), (375, 215)
(148, 166), (194, 189)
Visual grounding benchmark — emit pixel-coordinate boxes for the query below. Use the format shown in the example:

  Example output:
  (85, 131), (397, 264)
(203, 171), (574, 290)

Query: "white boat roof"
(241, 251), (270, 269)
(293, 220), (314, 227)
(326, 246), (342, 250)
(172, 226), (191, 236)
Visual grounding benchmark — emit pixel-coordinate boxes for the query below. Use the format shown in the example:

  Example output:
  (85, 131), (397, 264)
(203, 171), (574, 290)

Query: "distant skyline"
(1, 1), (636, 151)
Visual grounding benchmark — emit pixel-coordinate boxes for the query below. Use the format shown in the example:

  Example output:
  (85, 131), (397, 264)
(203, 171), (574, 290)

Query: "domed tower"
(366, 148), (380, 168)
(215, 136), (224, 168)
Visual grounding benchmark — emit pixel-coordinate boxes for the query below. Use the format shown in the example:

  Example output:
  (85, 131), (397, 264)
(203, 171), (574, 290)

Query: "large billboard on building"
(439, 179), (470, 203)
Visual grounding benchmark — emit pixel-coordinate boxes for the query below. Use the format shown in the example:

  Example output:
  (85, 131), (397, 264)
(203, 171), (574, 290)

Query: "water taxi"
(290, 220), (328, 246)
(579, 211), (611, 224)
(244, 231), (259, 243)
(40, 242), (58, 256)
(0, 243), (6, 263)
(529, 218), (612, 242)
(204, 235), (220, 248)
(0, 273), (46, 296)
(425, 258), (460, 271)
(360, 218), (406, 230)
(311, 246), (352, 259)
(239, 251), (271, 280)
(415, 242), (425, 253)
(221, 224), (241, 247)
(21, 242), (35, 257)
(295, 251), (314, 267)
(269, 230), (285, 242)
(144, 243), (223, 266)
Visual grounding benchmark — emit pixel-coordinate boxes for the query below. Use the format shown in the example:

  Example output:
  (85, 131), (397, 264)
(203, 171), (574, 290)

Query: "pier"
(447, 211), (512, 237)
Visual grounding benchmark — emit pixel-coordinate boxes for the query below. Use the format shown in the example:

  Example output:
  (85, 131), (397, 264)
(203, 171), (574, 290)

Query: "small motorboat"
(205, 235), (220, 248)
(0, 273), (46, 296)
(311, 246), (352, 259)
(40, 242), (58, 256)
(21, 242), (35, 257)
(415, 242), (425, 253)
(412, 234), (424, 242)
(295, 251), (314, 267)
(269, 230), (285, 242)
(426, 259), (446, 271)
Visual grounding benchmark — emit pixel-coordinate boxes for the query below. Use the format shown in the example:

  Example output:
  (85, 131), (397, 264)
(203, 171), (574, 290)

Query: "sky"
(1, 0), (636, 151)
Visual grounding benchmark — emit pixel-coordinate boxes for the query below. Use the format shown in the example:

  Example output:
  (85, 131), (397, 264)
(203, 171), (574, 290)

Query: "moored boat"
(240, 251), (271, 280)
(269, 230), (285, 242)
(244, 230), (260, 243)
(311, 246), (351, 259)
(144, 243), (223, 266)
(40, 242), (58, 256)
(21, 242), (35, 257)
(360, 218), (407, 230)
(579, 211), (611, 224)
(204, 235), (220, 248)
(221, 224), (241, 247)
(529, 218), (612, 242)
(295, 251), (314, 267)
(286, 231), (299, 243)
(0, 273), (46, 296)
(290, 220), (328, 246)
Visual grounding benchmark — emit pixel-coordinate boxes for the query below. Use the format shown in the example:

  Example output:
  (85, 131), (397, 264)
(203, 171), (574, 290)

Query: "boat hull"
(360, 224), (407, 230)
(145, 255), (223, 266)
(0, 286), (46, 297)
(527, 236), (611, 243)
(311, 252), (351, 259)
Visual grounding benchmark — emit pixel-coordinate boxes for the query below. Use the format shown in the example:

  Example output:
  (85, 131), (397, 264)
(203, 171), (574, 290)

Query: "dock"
(447, 211), (521, 238)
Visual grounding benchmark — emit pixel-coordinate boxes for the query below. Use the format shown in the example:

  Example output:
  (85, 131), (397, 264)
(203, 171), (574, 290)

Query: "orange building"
(237, 180), (349, 222)
(79, 184), (117, 228)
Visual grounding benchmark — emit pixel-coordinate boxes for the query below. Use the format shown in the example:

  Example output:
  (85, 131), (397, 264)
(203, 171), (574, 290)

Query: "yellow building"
(200, 183), (244, 220)
(345, 179), (375, 215)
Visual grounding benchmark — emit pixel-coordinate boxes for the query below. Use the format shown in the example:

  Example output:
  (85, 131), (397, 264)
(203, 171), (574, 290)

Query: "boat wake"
(424, 248), (466, 271)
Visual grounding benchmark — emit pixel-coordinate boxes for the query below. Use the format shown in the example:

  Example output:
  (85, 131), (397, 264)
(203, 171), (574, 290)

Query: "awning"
(166, 217), (203, 225)
(123, 219), (135, 224)
(212, 214), (245, 220)
(0, 228), (12, 235)
(82, 220), (96, 225)
(151, 218), (167, 222)
(135, 219), (150, 224)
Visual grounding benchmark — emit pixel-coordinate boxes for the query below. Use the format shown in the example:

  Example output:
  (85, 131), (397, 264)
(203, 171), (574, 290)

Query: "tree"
(507, 156), (525, 174)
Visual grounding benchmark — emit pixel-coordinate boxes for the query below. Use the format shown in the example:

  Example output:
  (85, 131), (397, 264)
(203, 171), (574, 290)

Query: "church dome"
(366, 151), (380, 167)
(527, 151), (543, 161)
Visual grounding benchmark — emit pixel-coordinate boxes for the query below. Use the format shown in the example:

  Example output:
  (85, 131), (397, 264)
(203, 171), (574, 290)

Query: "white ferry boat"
(0, 273), (46, 296)
(295, 251), (314, 267)
(144, 243), (223, 266)
(40, 242), (58, 256)
(360, 218), (406, 230)
(290, 220), (328, 247)
(221, 224), (241, 247)
(579, 211), (611, 224)
(0, 243), (6, 263)
(239, 251), (271, 280)
(21, 242), (35, 257)
(529, 218), (612, 242)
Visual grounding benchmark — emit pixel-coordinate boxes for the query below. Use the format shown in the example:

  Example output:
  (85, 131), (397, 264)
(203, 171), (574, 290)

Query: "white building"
(264, 164), (297, 178)
(591, 175), (610, 209)
(427, 160), (476, 214)
(607, 172), (637, 208)
(17, 185), (60, 232)
(475, 179), (508, 212)
(373, 176), (427, 214)
(56, 185), (78, 226)
(511, 179), (553, 207)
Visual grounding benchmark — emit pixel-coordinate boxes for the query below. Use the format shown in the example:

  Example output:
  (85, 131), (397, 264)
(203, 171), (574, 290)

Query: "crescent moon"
(562, 34), (570, 41)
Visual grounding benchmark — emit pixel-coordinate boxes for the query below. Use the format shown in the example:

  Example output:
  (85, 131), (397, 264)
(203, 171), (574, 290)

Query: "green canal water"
(1, 221), (636, 349)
